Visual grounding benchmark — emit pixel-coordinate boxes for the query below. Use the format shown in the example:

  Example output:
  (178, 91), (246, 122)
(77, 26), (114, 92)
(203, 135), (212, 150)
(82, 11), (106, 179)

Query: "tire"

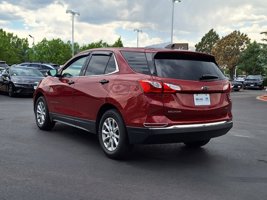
(8, 83), (15, 97)
(98, 109), (132, 159)
(184, 139), (210, 148)
(34, 96), (55, 131)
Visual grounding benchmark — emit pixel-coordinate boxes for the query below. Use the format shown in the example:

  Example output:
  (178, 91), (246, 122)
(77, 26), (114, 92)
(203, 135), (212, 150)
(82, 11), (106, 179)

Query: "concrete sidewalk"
(257, 95), (267, 101)
(257, 88), (267, 101)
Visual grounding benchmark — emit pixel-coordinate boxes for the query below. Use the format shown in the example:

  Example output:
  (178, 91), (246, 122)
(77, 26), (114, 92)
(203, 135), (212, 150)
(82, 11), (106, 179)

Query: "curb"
(257, 95), (267, 102)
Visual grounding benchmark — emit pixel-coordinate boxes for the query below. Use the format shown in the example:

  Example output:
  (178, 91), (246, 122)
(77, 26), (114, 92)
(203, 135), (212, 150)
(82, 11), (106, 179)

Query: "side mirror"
(47, 69), (58, 77)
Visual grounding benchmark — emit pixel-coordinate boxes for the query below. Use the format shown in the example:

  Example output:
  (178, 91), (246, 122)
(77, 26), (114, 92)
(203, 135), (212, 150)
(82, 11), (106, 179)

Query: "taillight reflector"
(163, 83), (181, 93)
(139, 80), (181, 93)
(139, 80), (162, 93)
(223, 82), (231, 92)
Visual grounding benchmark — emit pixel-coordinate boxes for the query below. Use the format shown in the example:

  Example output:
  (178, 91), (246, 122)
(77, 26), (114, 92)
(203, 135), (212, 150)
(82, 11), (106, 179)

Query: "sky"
(0, 0), (267, 49)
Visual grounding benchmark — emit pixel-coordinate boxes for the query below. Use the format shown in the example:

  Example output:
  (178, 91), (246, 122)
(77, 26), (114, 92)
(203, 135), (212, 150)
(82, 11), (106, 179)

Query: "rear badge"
(201, 86), (209, 91)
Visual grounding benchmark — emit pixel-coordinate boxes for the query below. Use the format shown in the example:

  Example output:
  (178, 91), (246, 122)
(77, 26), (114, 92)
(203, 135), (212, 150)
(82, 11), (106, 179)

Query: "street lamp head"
(29, 34), (33, 38)
(66, 9), (80, 16)
(134, 29), (142, 33)
(173, 0), (181, 3)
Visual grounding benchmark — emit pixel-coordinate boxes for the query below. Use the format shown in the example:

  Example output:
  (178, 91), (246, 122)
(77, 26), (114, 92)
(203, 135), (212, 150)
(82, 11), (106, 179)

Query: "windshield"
(10, 68), (44, 77)
(246, 75), (262, 80)
(154, 59), (225, 81)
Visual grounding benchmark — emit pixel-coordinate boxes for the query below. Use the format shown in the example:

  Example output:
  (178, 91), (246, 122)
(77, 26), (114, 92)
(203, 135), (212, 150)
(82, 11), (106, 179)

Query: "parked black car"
(18, 62), (56, 76)
(231, 80), (243, 91)
(243, 75), (264, 90)
(0, 66), (44, 97)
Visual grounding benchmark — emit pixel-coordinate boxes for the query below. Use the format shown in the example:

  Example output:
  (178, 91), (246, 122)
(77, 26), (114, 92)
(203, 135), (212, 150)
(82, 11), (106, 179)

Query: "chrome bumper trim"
(150, 121), (231, 130)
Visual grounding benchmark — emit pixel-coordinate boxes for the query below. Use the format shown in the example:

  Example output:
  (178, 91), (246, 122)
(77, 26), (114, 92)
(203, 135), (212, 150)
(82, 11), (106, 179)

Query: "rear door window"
(105, 55), (117, 74)
(85, 53), (117, 76)
(85, 55), (110, 76)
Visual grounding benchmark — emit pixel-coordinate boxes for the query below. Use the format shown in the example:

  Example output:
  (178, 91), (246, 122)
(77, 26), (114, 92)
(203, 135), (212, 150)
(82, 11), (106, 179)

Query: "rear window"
(154, 54), (225, 81)
(121, 51), (151, 75)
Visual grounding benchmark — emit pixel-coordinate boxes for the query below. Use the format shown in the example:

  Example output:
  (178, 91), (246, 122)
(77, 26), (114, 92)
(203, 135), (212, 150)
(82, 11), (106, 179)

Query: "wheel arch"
(33, 91), (45, 109)
(95, 103), (124, 134)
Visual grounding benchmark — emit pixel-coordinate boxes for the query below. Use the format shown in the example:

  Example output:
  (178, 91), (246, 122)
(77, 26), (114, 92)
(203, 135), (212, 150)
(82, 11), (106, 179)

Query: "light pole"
(171, 0), (181, 44)
(134, 29), (142, 47)
(66, 9), (80, 56)
(29, 34), (35, 46)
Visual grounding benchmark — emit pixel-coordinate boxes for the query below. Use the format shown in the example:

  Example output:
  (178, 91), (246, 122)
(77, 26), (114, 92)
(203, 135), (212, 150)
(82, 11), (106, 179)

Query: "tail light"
(163, 83), (181, 93)
(223, 82), (231, 92)
(139, 80), (181, 94)
(139, 81), (162, 93)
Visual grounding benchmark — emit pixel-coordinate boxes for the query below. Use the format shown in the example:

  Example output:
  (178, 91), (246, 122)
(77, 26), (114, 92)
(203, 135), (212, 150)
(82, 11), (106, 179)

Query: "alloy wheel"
(36, 101), (46, 126)
(101, 117), (120, 152)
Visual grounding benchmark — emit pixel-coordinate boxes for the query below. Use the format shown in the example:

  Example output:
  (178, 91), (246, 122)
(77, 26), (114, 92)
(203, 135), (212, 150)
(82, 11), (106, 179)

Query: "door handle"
(99, 79), (109, 84)
(68, 80), (75, 85)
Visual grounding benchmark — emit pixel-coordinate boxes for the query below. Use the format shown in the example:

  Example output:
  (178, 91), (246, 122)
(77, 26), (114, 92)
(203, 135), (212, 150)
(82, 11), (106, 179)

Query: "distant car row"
(231, 75), (264, 91)
(0, 62), (60, 97)
(0, 66), (44, 97)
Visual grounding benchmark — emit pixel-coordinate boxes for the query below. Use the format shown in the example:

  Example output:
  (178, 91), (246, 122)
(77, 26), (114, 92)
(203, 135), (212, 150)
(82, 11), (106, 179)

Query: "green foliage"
(1, 28), (125, 65)
(80, 37), (124, 51)
(0, 29), (29, 64)
(30, 38), (72, 65)
(195, 29), (220, 54)
(80, 40), (109, 51)
(212, 30), (250, 79)
(239, 41), (266, 75)
(112, 37), (124, 47)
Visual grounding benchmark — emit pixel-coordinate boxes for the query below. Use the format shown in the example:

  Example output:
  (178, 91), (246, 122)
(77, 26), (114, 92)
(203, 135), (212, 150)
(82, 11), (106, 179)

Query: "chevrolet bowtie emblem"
(201, 86), (209, 91)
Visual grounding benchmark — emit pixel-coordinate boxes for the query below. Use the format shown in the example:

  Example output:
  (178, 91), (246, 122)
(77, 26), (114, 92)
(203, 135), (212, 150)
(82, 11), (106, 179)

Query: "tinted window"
(155, 59), (225, 81)
(39, 65), (52, 70)
(62, 56), (87, 77)
(105, 55), (117, 74)
(121, 51), (151, 75)
(29, 64), (40, 69)
(85, 55), (110, 76)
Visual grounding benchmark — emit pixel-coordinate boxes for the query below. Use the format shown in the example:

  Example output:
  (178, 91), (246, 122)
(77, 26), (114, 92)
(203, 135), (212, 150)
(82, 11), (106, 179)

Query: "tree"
(112, 37), (123, 47)
(80, 37), (124, 51)
(212, 31), (250, 79)
(30, 38), (72, 65)
(238, 41), (265, 75)
(195, 29), (219, 54)
(0, 29), (29, 64)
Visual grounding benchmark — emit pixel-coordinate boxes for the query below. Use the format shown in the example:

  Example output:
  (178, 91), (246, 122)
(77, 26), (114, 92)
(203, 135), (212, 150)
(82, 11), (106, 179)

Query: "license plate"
(194, 94), (211, 106)
(34, 86), (37, 90)
(250, 84), (254, 87)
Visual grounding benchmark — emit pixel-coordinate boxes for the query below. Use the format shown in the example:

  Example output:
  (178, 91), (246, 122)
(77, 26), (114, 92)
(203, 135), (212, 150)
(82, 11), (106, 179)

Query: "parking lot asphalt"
(0, 90), (267, 200)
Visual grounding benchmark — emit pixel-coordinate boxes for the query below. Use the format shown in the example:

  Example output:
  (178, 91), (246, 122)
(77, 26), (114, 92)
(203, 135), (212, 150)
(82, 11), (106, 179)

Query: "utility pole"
(134, 29), (142, 47)
(66, 9), (80, 56)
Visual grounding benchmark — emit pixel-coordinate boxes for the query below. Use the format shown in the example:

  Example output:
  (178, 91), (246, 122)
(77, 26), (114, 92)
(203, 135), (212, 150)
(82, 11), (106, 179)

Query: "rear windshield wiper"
(199, 74), (219, 80)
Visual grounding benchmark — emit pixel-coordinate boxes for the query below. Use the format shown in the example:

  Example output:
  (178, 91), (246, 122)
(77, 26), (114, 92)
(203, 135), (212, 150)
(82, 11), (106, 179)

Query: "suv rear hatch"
(152, 51), (231, 124)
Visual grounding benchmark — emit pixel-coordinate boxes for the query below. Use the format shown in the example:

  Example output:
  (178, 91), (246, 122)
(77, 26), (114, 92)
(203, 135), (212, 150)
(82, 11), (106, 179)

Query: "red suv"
(33, 48), (233, 159)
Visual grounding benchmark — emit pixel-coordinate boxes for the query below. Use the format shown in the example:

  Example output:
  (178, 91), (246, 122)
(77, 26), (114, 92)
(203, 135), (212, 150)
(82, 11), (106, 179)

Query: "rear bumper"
(127, 120), (233, 144)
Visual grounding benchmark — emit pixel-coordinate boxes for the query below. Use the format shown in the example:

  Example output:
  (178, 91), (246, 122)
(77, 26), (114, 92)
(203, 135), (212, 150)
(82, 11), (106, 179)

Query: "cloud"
(0, 0), (267, 48)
